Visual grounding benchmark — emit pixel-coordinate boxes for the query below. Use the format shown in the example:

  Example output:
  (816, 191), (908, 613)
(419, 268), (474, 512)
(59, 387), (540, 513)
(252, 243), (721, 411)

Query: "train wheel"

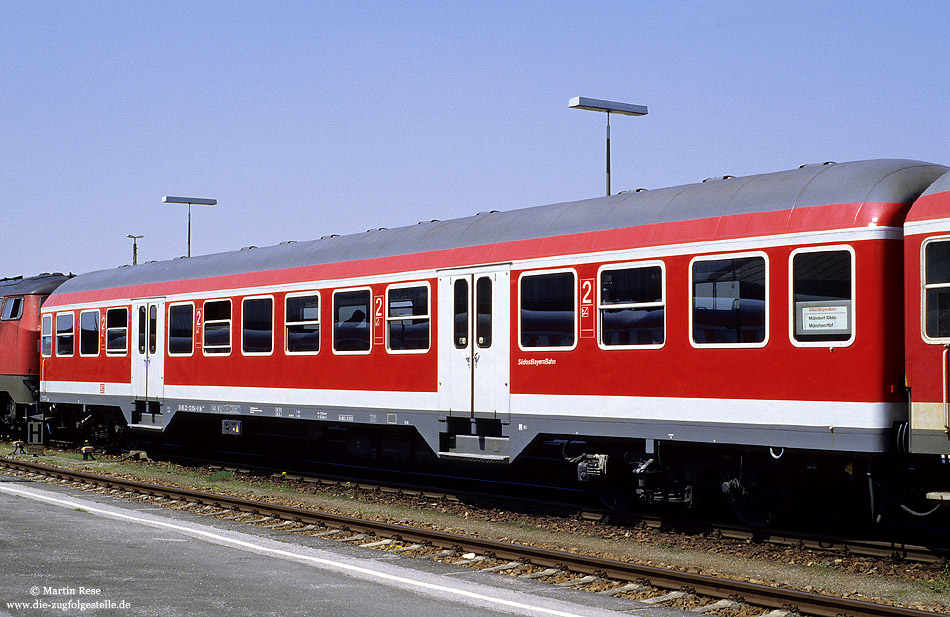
(122, 430), (144, 451)
(722, 477), (783, 527)
(595, 483), (635, 510)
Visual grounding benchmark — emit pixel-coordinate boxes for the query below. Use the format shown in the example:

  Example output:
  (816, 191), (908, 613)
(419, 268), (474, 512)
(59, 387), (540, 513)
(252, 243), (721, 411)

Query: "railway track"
(1, 456), (944, 617)
(143, 449), (950, 565)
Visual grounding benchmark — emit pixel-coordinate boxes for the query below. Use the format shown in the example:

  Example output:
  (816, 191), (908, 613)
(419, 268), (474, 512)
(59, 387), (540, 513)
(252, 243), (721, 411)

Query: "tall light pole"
(569, 97), (647, 196)
(162, 196), (217, 257)
(126, 234), (143, 265)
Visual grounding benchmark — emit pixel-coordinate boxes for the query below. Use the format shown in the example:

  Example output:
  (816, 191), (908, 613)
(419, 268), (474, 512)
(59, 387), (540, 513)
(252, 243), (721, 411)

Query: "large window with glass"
(387, 285), (429, 352)
(79, 310), (99, 356)
(168, 304), (194, 355)
(242, 297), (273, 354)
(691, 255), (767, 346)
(285, 293), (320, 354)
(56, 312), (74, 356)
(791, 248), (853, 345)
(599, 263), (665, 348)
(203, 300), (232, 355)
(520, 271), (576, 349)
(924, 239), (950, 339)
(106, 308), (128, 355)
(333, 289), (371, 353)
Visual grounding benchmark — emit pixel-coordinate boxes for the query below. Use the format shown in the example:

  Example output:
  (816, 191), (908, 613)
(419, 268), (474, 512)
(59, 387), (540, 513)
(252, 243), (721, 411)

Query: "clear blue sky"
(2, 1), (948, 276)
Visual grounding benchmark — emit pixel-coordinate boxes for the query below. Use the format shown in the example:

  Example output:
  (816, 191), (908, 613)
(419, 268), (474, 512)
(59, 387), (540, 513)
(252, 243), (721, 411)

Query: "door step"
(438, 435), (509, 463)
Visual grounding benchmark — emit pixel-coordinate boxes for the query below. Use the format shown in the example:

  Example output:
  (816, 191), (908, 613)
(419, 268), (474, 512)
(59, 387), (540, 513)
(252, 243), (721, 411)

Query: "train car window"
(791, 248), (853, 345)
(1, 296), (23, 320)
(242, 297), (273, 354)
(79, 310), (100, 356)
(924, 239), (950, 339)
(599, 264), (665, 348)
(691, 255), (767, 346)
(387, 285), (429, 352)
(203, 299), (232, 355)
(137, 306), (147, 354)
(106, 308), (128, 355)
(476, 277), (492, 348)
(168, 304), (193, 355)
(148, 305), (157, 355)
(454, 279), (468, 348)
(41, 314), (52, 357)
(56, 312), (74, 357)
(333, 289), (371, 353)
(519, 271), (576, 349)
(285, 293), (320, 354)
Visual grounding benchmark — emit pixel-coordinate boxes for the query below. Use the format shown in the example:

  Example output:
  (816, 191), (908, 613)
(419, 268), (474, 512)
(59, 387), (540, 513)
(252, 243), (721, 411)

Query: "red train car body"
(37, 159), (950, 515)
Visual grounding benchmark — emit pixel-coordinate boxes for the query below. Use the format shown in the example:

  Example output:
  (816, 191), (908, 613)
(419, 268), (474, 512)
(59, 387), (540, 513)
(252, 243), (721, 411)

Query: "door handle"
(473, 352), (480, 368)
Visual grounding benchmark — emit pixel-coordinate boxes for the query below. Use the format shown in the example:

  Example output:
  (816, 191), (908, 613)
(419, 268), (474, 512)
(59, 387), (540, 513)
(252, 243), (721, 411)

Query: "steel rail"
(1, 457), (942, 617)
(150, 450), (948, 564)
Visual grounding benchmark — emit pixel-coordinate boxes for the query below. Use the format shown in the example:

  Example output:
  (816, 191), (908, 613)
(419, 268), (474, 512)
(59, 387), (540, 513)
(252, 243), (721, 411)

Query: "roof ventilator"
(800, 161), (837, 168)
(702, 175), (736, 183)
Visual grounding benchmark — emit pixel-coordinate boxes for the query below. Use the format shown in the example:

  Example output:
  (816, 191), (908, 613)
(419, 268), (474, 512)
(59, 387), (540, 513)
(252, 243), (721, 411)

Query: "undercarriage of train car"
(14, 403), (128, 448)
(539, 427), (950, 529)
(12, 401), (949, 532)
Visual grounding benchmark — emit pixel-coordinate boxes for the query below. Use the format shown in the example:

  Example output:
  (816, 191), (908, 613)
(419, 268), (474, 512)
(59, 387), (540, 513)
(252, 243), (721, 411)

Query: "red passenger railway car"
(38, 159), (950, 519)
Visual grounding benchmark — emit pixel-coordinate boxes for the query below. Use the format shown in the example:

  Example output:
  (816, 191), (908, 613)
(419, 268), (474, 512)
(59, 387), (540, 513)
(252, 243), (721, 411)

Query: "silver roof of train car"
(52, 159), (948, 296)
(919, 167), (950, 198)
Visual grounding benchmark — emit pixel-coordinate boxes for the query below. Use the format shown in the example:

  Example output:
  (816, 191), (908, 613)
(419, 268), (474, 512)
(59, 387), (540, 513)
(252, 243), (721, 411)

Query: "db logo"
(99, 384), (105, 394)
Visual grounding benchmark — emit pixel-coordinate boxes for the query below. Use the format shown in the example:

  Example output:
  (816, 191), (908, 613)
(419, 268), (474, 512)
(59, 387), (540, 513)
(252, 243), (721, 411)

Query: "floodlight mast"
(162, 196), (217, 257)
(569, 97), (647, 196)
(126, 234), (143, 265)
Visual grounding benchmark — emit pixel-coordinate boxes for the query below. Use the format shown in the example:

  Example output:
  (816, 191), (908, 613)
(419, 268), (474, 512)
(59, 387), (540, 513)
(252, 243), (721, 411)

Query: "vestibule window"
(520, 271), (576, 349)
(168, 304), (194, 355)
(106, 308), (128, 354)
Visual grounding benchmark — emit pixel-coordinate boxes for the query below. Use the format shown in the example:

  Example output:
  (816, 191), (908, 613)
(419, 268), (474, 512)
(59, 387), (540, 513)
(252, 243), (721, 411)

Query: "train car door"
(437, 265), (510, 460)
(130, 298), (165, 425)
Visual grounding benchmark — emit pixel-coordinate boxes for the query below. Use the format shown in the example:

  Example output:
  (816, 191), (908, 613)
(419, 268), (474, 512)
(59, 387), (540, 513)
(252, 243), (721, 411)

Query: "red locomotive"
(0, 274), (71, 437)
